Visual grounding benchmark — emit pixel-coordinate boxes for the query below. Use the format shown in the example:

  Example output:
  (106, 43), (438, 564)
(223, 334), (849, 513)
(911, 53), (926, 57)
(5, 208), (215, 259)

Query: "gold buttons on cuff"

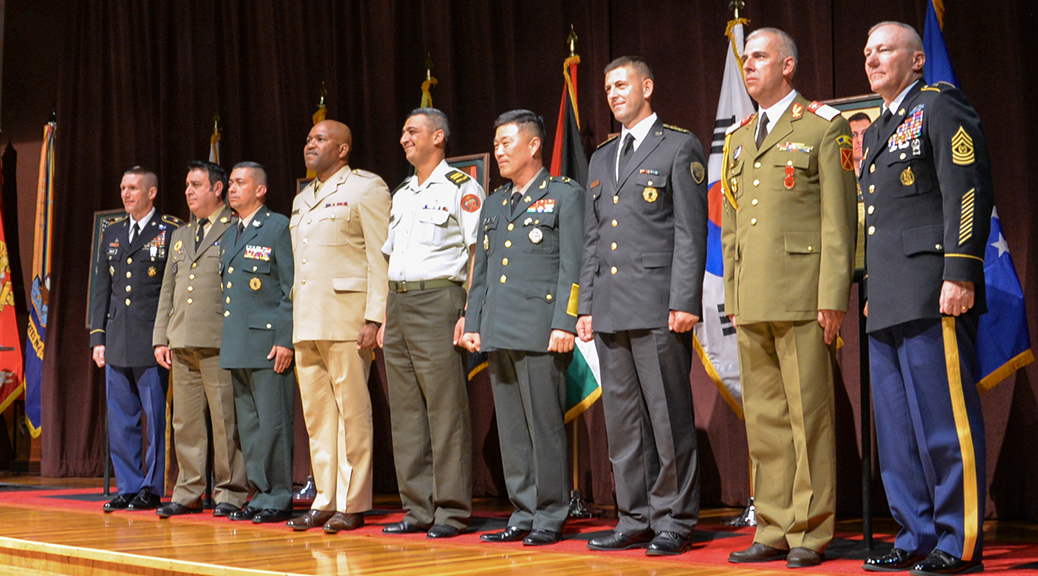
(502, 258), (509, 266)
(505, 240), (512, 248)
(611, 242), (617, 250)
(610, 266), (617, 274)
(508, 223), (514, 231)
(611, 219), (618, 227)
(868, 226), (876, 235)
(500, 275), (507, 283)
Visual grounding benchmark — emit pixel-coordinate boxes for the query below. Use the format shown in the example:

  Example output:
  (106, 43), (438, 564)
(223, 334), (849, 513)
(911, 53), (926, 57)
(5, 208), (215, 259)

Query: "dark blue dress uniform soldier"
(577, 56), (708, 556)
(90, 167), (182, 512)
(218, 162), (296, 523)
(461, 111), (584, 547)
(859, 22), (993, 576)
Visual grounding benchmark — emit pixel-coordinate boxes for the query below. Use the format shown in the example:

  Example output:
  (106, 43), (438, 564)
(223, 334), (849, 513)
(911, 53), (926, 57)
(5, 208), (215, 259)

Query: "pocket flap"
(784, 231), (822, 254)
(774, 151), (811, 169)
(642, 251), (673, 268)
(635, 173), (668, 188)
(319, 205), (351, 221)
(248, 315), (276, 330)
(902, 225), (944, 256)
(417, 208), (449, 225)
(524, 283), (554, 302)
(526, 212), (556, 227)
(331, 277), (367, 292)
(243, 260), (271, 274)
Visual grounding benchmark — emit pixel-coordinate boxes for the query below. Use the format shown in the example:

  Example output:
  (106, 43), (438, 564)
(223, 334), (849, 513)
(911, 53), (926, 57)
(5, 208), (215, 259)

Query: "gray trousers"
(229, 367), (295, 511)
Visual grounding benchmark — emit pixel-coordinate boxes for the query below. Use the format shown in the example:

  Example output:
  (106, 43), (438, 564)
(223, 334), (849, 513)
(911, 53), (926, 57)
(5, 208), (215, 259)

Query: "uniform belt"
(389, 279), (462, 293)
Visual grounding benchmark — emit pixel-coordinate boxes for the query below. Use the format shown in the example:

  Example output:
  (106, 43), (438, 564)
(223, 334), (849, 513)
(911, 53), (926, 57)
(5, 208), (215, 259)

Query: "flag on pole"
(922, 0), (1033, 391)
(692, 19), (756, 420)
(24, 121), (56, 437)
(0, 158), (25, 415)
(209, 114), (221, 164)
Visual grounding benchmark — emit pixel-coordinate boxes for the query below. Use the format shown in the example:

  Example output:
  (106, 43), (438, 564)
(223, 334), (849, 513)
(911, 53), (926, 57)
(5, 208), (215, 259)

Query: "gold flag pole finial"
(425, 53), (434, 81)
(212, 113), (220, 133)
(729, 0), (745, 19)
(567, 25), (578, 57)
(317, 82), (327, 109)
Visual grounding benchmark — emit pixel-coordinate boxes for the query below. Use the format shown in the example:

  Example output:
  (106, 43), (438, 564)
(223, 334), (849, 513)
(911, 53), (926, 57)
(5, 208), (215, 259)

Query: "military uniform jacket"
(219, 209), (294, 370)
(90, 212), (182, 367)
(578, 118), (709, 332)
(465, 169), (585, 352)
(290, 165), (390, 343)
(153, 206), (235, 349)
(858, 82), (993, 333)
(721, 94), (858, 323)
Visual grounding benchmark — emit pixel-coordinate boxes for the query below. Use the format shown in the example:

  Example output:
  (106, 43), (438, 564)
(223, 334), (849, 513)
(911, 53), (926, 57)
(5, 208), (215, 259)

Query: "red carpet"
(0, 487), (1035, 573)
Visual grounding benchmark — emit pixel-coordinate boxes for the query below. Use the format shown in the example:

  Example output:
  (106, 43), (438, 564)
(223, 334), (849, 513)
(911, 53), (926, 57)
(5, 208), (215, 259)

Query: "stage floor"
(0, 475), (1034, 576)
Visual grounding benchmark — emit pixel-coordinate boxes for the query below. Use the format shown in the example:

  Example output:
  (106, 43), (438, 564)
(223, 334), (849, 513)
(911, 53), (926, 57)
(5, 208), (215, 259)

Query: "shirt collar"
(759, 89), (798, 134)
(407, 159), (452, 191)
(883, 81), (919, 116)
(237, 206), (261, 229)
(130, 207), (156, 229)
(620, 112), (658, 147)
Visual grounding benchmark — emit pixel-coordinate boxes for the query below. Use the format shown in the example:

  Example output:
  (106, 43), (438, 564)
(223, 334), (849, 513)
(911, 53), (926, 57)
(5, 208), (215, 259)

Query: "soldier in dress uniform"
(91, 167), (182, 512)
(287, 120), (390, 534)
(460, 110), (583, 547)
(858, 22), (992, 576)
(153, 161), (248, 519)
(721, 28), (858, 569)
(219, 162), (296, 523)
(576, 56), (708, 556)
(379, 108), (485, 539)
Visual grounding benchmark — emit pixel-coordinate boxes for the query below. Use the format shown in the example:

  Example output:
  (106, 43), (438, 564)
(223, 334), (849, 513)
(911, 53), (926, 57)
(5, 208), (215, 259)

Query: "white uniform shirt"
(383, 159), (485, 283)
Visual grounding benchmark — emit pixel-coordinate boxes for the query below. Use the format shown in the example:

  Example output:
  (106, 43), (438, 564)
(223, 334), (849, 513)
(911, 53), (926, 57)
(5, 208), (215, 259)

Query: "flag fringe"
(468, 359), (488, 381)
(977, 348), (1034, 394)
(693, 334), (744, 420)
(562, 55), (581, 129)
(564, 385), (601, 424)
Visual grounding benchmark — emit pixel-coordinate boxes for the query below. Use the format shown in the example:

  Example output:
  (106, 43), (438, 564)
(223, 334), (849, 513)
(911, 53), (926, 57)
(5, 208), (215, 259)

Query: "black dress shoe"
(787, 547), (824, 568)
(587, 529), (655, 551)
(427, 523), (462, 539)
(383, 520), (427, 534)
(229, 506), (261, 521)
(864, 548), (927, 572)
(481, 526), (530, 542)
(252, 509), (294, 524)
(729, 542), (789, 563)
(523, 529), (562, 546)
(909, 550), (983, 575)
(156, 501), (203, 518)
(646, 531), (691, 556)
(212, 502), (241, 518)
(102, 494), (134, 513)
(126, 487), (161, 511)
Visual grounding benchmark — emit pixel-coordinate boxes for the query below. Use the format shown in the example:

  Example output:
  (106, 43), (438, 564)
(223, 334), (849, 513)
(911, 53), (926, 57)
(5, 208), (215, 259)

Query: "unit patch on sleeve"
(461, 194), (481, 212)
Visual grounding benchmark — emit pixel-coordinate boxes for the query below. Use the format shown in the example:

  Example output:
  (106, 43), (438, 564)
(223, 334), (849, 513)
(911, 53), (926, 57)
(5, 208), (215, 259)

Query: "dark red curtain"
(42, 0), (1038, 520)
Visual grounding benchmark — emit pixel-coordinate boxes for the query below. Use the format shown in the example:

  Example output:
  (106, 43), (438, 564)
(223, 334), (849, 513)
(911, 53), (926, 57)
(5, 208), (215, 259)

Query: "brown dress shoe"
(286, 509), (335, 531)
(729, 542), (789, 563)
(323, 512), (365, 534)
(787, 547), (824, 568)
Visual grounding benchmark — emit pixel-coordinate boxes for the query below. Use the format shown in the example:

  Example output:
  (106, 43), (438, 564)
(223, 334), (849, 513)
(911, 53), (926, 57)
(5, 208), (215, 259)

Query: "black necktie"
(510, 191), (522, 215)
(235, 221), (245, 244)
(195, 218), (208, 250)
(617, 133), (635, 178)
(129, 222), (139, 244)
(755, 112), (769, 149)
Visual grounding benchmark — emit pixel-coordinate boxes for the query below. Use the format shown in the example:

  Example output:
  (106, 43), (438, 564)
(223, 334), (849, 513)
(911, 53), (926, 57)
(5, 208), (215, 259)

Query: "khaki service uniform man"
(379, 108), (485, 539)
(219, 162), (296, 523)
(288, 120), (390, 533)
(721, 28), (857, 569)
(154, 161), (248, 518)
(461, 110), (584, 546)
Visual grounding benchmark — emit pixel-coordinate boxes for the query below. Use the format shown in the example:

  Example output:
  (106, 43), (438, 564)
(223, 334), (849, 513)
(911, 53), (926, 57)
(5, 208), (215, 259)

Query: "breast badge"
(483, 235), (489, 251)
(900, 166), (915, 186)
(784, 162), (795, 190)
(250, 277), (262, 291)
(174, 240), (183, 252)
(148, 267), (156, 277)
(528, 228), (543, 244)
(643, 187), (658, 202)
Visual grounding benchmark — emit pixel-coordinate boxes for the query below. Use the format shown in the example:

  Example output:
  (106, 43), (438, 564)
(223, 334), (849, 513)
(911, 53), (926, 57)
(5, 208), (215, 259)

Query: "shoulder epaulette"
(807, 101), (840, 121)
(596, 134), (619, 149)
(492, 184), (507, 194)
(446, 169), (471, 186)
(921, 81), (955, 93)
(726, 113), (756, 136)
(391, 178), (410, 196)
(112, 215), (129, 223)
(161, 214), (185, 227)
(663, 124), (690, 134)
(352, 168), (378, 179)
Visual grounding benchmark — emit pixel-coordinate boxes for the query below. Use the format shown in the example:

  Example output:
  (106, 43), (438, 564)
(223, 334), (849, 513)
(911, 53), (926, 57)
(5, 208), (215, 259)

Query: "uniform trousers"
(595, 327), (699, 536)
(736, 320), (836, 552)
(170, 348), (247, 506)
(384, 285), (472, 528)
(106, 364), (168, 495)
(488, 349), (569, 532)
(294, 340), (373, 513)
(869, 316), (985, 561)
(230, 368), (295, 511)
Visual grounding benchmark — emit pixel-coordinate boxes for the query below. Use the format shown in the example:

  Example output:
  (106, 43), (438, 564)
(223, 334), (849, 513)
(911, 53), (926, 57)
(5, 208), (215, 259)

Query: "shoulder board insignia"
(112, 215), (129, 223)
(352, 168), (378, 179)
(161, 214), (185, 227)
(492, 184), (507, 194)
(726, 113), (756, 136)
(596, 134), (619, 149)
(663, 124), (690, 134)
(807, 101), (840, 121)
(446, 169), (471, 186)
(922, 81), (955, 93)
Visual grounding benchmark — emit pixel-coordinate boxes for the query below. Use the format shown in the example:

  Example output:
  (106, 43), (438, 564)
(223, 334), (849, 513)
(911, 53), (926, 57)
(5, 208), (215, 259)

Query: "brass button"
(613, 196), (619, 204)
(611, 242), (617, 250)
(808, 246), (814, 252)
(125, 298), (131, 306)
(301, 279), (306, 285)
(870, 165), (875, 173)
(307, 219), (312, 225)
(750, 218), (757, 225)
(754, 162), (761, 168)
(125, 285), (132, 292)
(936, 244), (943, 250)
(252, 266), (258, 271)
(266, 323), (272, 329)
(546, 294), (553, 301)
(508, 223), (514, 231)
(611, 219), (618, 227)
(330, 214), (336, 220)
(226, 297), (231, 303)
(868, 226), (876, 235)
(502, 258), (509, 266)
(226, 282), (232, 289)
(303, 238), (308, 244)
(126, 271), (132, 278)
(751, 199), (758, 206)
(900, 152), (906, 160)
(189, 274), (195, 280)
(500, 275), (507, 283)
(505, 240), (512, 248)
(869, 185), (875, 193)
(867, 205), (875, 215)
(611, 266), (617, 274)
(187, 298), (194, 304)
(127, 257), (133, 264)
(224, 310), (230, 317)
(753, 179), (760, 187)
(192, 262), (198, 269)
(187, 286), (193, 292)
(227, 266), (232, 273)
(302, 259), (307, 265)
(647, 180), (653, 186)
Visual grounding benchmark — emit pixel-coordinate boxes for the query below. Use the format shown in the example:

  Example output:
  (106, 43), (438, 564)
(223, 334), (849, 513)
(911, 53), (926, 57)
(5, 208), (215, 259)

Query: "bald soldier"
(288, 120), (391, 534)
(721, 28), (857, 569)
